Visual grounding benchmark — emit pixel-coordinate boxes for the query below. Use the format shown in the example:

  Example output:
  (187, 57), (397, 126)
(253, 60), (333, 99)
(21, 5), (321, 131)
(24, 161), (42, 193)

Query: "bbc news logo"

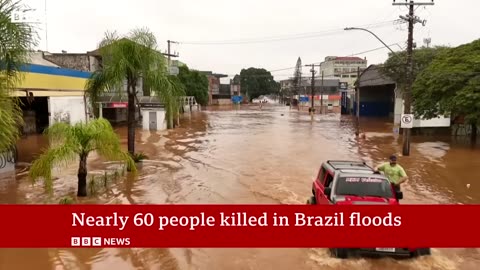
(71, 237), (131, 247)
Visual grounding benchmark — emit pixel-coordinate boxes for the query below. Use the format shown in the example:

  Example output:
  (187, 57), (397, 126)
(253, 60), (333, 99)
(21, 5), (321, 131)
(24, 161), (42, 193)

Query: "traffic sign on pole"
(400, 114), (414, 128)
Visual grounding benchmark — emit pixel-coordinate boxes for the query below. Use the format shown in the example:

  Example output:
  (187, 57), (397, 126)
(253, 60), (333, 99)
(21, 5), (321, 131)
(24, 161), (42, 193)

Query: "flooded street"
(1, 105), (480, 270)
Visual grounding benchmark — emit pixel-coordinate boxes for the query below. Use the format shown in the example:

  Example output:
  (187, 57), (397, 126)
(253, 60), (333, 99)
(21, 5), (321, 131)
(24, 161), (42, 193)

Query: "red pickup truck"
(307, 160), (431, 259)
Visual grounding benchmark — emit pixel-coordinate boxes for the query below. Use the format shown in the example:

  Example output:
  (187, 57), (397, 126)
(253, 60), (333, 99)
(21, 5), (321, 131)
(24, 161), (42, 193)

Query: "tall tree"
(0, 0), (37, 152)
(177, 65), (209, 106)
(239, 67), (279, 101)
(381, 46), (450, 90)
(292, 57), (303, 96)
(412, 39), (480, 142)
(85, 28), (184, 156)
(29, 118), (136, 197)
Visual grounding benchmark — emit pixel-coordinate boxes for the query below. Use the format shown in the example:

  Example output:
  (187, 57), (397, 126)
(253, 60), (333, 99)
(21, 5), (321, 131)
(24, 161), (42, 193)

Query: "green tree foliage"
(239, 68), (279, 101)
(177, 65), (209, 106)
(29, 118), (136, 197)
(0, 0), (37, 152)
(381, 46), (450, 89)
(412, 39), (480, 139)
(85, 28), (184, 155)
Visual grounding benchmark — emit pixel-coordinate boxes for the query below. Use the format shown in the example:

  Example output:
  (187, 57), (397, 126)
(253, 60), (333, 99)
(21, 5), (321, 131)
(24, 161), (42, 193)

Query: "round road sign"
(402, 115), (412, 124)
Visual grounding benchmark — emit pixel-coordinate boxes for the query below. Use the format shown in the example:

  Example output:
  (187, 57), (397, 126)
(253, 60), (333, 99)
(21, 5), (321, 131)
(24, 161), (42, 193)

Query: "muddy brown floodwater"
(1, 105), (480, 270)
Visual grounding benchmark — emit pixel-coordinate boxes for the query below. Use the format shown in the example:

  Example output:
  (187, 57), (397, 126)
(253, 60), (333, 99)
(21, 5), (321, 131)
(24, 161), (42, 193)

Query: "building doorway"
(19, 96), (49, 134)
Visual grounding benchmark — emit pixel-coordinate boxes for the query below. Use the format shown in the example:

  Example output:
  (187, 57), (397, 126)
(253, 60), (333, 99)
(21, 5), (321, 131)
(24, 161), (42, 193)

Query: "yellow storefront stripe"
(16, 72), (88, 91)
(13, 72), (88, 97)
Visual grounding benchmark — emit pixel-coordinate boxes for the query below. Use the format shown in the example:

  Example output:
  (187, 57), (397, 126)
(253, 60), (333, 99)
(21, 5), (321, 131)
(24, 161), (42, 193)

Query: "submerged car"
(307, 160), (431, 259)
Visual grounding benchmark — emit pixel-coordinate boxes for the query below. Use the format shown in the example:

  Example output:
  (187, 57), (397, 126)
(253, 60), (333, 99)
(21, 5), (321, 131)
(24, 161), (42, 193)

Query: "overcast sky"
(22, 0), (479, 81)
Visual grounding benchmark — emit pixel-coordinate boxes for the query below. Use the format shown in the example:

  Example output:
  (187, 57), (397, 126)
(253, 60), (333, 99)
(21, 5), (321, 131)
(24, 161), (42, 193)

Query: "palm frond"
(29, 118), (137, 192)
(44, 121), (71, 143)
(0, 0), (38, 83)
(88, 118), (137, 173)
(85, 69), (124, 111)
(0, 91), (22, 151)
(86, 27), (184, 130)
(29, 143), (78, 191)
(0, 0), (37, 151)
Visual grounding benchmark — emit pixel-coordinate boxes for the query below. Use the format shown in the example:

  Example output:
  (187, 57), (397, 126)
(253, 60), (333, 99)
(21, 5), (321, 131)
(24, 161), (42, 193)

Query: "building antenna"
(423, 37), (431, 48)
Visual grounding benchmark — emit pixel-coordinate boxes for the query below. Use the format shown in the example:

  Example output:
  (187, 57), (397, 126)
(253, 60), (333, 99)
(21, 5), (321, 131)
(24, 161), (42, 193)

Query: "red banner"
(0, 205), (478, 248)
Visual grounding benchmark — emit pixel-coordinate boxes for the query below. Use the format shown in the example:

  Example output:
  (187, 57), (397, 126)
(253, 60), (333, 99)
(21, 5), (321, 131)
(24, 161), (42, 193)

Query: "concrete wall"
(300, 100), (340, 107)
(231, 84), (240, 95)
(183, 104), (201, 112)
(49, 96), (86, 125)
(28, 52), (60, 67)
(141, 108), (166, 131)
(393, 97), (451, 128)
(0, 151), (15, 176)
(43, 53), (91, 72)
(211, 98), (232, 105)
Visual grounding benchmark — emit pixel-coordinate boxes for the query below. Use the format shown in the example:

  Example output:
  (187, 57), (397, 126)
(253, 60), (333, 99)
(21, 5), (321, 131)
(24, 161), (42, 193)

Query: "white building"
(320, 56), (368, 89)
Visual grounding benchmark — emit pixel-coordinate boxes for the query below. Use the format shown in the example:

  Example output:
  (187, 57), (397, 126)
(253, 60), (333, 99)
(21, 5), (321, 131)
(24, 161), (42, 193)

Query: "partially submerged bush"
(59, 196), (74, 204)
(131, 152), (148, 163)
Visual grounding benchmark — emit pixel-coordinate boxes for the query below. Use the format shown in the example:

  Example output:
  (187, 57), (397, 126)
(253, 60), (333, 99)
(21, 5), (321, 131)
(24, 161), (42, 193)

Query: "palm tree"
(29, 118), (136, 197)
(0, 0), (37, 152)
(85, 28), (184, 156)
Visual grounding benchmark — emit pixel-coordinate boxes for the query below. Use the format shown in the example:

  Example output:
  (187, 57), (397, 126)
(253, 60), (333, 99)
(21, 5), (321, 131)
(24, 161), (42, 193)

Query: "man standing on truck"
(374, 155), (408, 192)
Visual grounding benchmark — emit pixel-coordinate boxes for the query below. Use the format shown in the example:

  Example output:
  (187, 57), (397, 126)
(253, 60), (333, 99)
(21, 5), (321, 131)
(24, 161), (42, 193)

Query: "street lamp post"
(344, 27), (398, 56)
(344, 27), (402, 138)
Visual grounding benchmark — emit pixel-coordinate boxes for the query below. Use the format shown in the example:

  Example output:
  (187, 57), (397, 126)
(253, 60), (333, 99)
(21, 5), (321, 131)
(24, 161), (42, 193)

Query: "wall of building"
(28, 52), (60, 67)
(0, 151), (15, 176)
(141, 108), (166, 131)
(211, 98), (232, 105)
(320, 57), (367, 88)
(15, 64), (91, 97)
(49, 96), (87, 125)
(43, 53), (91, 72)
(231, 84), (241, 95)
(393, 97), (451, 128)
(207, 76), (220, 105)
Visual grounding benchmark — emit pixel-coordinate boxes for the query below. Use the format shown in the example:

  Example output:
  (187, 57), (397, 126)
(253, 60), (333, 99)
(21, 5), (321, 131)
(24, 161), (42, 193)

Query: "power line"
(257, 43), (405, 75)
(178, 20), (405, 45)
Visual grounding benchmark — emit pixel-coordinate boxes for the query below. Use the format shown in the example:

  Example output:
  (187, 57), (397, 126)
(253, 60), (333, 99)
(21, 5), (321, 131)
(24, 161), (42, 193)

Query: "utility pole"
(165, 40), (180, 128)
(320, 71), (324, 114)
(310, 65), (316, 116)
(355, 66), (361, 136)
(308, 64), (322, 117)
(393, 0), (433, 156)
(165, 40), (180, 66)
